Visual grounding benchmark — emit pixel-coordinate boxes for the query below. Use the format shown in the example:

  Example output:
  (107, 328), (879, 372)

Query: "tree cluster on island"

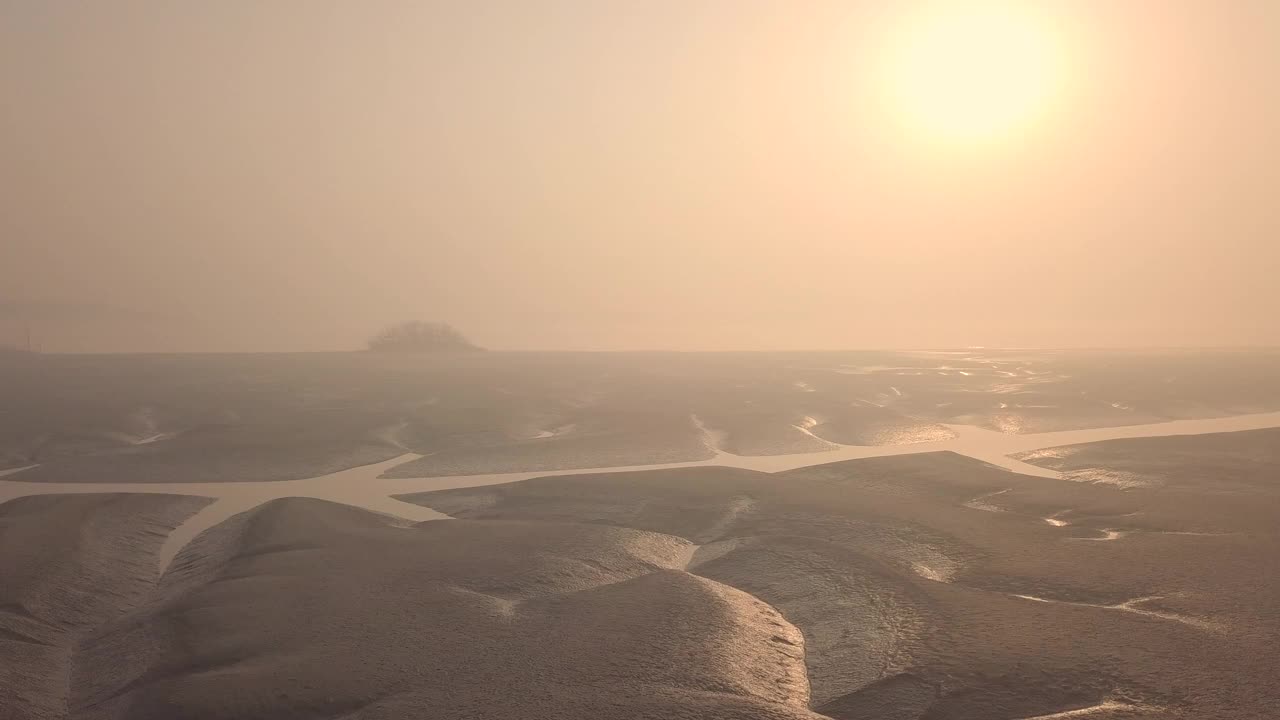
(366, 321), (482, 353)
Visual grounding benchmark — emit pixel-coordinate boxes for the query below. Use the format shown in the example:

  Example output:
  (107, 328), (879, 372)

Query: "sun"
(883, 2), (1064, 145)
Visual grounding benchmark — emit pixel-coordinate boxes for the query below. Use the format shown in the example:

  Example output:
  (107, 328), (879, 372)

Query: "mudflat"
(2, 350), (1279, 719)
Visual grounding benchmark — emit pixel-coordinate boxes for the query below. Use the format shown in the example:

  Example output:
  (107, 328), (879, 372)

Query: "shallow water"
(3, 410), (1280, 572)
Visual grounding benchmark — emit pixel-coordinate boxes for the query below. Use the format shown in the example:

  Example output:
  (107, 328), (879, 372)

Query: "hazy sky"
(2, 1), (1277, 352)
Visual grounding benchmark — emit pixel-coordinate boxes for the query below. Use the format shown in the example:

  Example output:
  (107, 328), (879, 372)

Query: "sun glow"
(883, 2), (1065, 145)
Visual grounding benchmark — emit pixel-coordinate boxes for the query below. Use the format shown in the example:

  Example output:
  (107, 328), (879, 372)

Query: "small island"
(366, 321), (482, 353)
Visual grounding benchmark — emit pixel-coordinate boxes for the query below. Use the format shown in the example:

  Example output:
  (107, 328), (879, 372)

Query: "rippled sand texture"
(404, 428), (1280, 719)
(0, 495), (212, 720)
(2, 496), (828, 720)
(3, 430), (1278, 718)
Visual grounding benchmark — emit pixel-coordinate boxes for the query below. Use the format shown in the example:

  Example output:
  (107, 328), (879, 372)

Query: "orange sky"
(2, 1), (1277, 352)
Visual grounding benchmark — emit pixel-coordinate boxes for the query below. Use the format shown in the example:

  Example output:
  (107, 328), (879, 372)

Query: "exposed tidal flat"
(2, 349), (1279, 718)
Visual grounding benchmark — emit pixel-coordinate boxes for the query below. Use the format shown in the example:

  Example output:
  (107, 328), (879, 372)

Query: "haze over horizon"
(4, 6), (1280, 715)
(3, 1), (1277, 353)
